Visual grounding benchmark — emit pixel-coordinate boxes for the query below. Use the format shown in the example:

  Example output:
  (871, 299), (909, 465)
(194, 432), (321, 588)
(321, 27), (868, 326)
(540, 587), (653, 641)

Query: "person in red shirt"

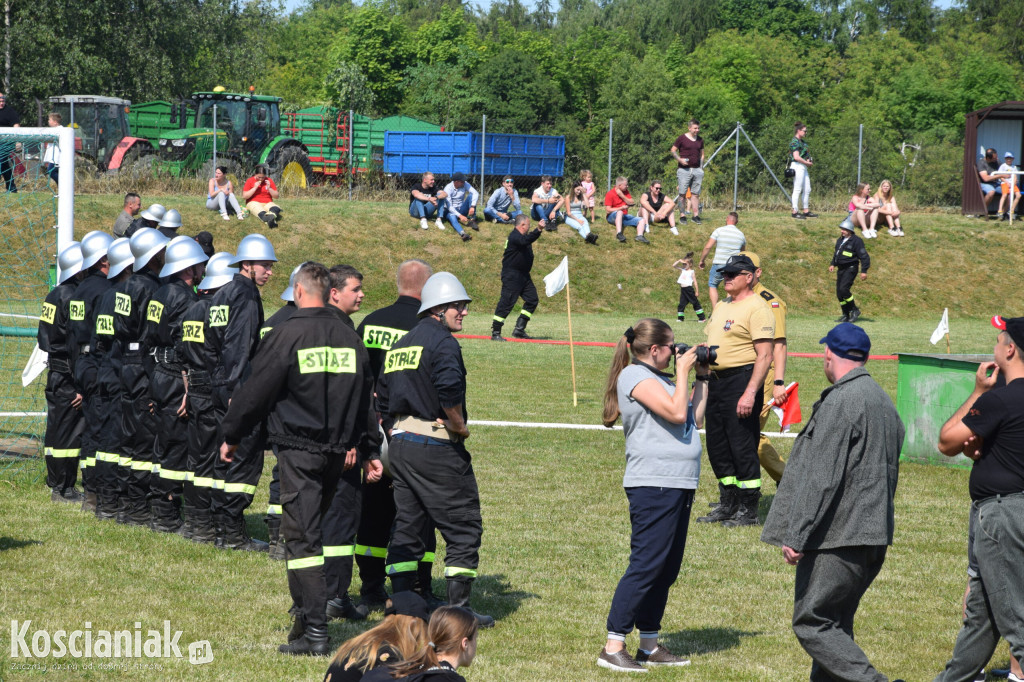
(604, 177), (649, 244)
(242, 164), (282, 228)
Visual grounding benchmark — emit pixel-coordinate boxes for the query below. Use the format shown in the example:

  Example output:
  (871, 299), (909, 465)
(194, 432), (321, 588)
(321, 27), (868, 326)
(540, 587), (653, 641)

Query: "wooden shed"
(962, 101), (1024, 215)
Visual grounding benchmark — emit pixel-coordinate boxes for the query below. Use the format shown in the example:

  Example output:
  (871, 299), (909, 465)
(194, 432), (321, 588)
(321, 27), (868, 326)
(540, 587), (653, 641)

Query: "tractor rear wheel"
(269, 145), (313, 189)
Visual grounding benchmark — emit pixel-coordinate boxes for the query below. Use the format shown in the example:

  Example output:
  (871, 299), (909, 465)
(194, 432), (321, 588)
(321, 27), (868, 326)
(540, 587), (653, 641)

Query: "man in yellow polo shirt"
(740, 251), (789, 485)
(697, 254), (774, 528)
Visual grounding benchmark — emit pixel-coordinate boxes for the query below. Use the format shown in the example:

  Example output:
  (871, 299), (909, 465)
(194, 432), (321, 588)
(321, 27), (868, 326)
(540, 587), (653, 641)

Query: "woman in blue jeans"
(598, 318), (709, 673)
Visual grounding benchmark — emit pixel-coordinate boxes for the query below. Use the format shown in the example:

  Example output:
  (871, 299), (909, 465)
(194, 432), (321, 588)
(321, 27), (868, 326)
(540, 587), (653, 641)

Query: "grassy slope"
(0, 195), (1015, 680)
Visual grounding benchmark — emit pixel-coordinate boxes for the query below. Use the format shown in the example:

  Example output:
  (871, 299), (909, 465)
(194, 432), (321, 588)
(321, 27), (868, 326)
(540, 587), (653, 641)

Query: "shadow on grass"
(0, 536), (43, 551)
(662, 626), (761, 656)
(759, 492), (776, 524)
(472, 573), (538, 624)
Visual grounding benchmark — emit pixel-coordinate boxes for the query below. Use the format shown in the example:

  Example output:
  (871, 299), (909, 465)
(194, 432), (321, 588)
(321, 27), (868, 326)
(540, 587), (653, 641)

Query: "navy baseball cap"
(992, 315), (1024, 349)
(451, 172), (466, 181)
(820, 323), (871, 360)
(722, 254), (757, 276)
(385, 591), (429, 623)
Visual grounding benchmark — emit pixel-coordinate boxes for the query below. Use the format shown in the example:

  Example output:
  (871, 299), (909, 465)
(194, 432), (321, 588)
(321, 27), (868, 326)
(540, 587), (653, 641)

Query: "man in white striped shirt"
(698, 212), (747, 309)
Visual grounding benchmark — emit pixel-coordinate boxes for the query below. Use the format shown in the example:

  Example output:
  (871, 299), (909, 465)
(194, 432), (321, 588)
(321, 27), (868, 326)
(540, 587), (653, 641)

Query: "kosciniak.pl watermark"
(9, 620), (214, 665)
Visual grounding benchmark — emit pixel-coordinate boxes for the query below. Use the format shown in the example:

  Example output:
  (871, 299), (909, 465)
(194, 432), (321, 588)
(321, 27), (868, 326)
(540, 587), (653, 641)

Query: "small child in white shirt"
(997, 151), (1021, 220)
(671, 252), (706, 322)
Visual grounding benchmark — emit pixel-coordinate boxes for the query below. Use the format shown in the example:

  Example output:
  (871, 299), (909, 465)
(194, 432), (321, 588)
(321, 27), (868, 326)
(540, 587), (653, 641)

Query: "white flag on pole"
(930, 308), (949, 345)
(544, 256), (569, 297)
(22, 343), (48, 387)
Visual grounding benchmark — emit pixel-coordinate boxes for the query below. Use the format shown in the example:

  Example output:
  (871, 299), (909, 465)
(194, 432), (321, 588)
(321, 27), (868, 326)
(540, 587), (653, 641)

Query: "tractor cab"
(47, 95), (131, 170)
(193, 91), (281, 158)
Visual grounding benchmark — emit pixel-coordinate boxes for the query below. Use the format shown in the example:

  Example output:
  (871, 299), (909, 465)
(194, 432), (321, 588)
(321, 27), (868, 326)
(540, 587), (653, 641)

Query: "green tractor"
(153, 89), (314, 188)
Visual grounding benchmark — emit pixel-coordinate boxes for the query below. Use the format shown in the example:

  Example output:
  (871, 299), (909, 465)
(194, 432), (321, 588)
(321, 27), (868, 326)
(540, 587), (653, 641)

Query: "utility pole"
(4, 0), (11, 94)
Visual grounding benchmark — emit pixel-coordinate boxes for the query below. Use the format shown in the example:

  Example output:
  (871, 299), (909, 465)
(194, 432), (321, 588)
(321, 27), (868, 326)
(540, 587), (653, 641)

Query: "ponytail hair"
(602, 318), (673, 427)
(388, 607), (478, 678)
(794, 121), (806, 134)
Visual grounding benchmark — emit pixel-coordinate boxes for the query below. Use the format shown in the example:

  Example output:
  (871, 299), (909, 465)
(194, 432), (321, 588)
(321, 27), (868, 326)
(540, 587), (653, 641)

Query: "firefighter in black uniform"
(219, 262), (380, 656)
(144, 236), (209, 533)
(260, 263), (303, 561)
(491, 214), (542, 341)
(112, 227), (170, 525)
(207, 233), (276, 551)
(38, 242), (86, 503)
(829, 217), (870, 323)
(353, 258), (437, 616)
(323, 264), (370, 620)
(91, 238), (135, 520)
(177, 252), (238, 544)
(379, 272), (494, 629)
(69, 231), (114, 513)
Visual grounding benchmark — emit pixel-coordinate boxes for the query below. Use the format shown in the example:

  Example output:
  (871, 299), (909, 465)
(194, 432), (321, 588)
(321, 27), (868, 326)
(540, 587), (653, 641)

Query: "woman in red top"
(242, 164), (282, 228)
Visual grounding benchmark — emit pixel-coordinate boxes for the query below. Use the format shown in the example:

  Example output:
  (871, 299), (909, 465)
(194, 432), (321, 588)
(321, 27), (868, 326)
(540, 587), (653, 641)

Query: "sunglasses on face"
(722, 272), (751, 280)
(451, 302), (470, 313)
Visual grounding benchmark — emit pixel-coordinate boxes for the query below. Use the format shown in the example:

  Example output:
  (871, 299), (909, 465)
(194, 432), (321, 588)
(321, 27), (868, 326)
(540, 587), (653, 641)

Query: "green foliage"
(323, 62), (375, 113)
(468, 49), (565, 133)
(338, 5), (414, 114)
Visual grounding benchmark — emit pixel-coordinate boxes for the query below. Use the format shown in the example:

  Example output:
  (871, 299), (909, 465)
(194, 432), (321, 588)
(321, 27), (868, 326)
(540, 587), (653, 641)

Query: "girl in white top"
(206, 166), (244, 220)
(873, 179), (903, 237)
(672, 252), (705, 322)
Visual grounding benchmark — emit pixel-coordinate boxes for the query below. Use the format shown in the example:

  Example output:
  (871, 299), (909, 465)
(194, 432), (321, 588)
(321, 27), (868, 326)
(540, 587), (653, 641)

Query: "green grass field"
(0, 195), (1016, 680)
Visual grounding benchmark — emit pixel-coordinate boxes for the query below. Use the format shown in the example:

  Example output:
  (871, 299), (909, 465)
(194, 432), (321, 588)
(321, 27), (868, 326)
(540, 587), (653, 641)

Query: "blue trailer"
(383, 131), (565, 177)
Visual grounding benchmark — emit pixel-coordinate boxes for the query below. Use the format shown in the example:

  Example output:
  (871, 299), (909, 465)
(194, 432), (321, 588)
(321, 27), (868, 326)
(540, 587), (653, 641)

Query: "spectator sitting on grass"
(531, 175), (565, 231)
(409, 172), (447, 230)
(605, 176), (649, 244)
(484, 176), (523, 224)
(242, 164), (282, 228)
(442, 172), (479, 241)
(873, 179), (903, 237)
(206, 166), (244, 221)
(849, 182), (880, 238)
(565, 180), (597, 244)
(640, 181), (678, 236)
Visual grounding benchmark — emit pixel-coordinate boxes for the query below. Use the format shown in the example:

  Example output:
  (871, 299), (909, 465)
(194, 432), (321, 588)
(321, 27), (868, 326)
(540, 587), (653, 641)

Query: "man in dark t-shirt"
(408, 171), (448, 229)
(670, 120), (705, 225)
(976, 147), (1007, 211)
(936, 314), (1024, 676)
(0, 92), (21, 192)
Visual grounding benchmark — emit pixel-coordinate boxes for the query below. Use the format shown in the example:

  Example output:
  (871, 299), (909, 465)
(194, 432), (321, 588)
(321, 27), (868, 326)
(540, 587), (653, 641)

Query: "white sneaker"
(420, 218), (429, 230)
(222, 213), (230, 221)
(888, 228), (898, 236)
(435, 218), (445, 230)
(237, 212), (244, 220)
(670, 227), (679, 236)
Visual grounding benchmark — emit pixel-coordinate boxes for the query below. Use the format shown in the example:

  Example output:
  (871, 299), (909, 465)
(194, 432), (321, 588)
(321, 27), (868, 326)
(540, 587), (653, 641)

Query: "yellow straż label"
(383, 346), (423, 373)
(297, 347), (357, 374)
(182, 321), (205, 343)
(147, 300), (164, 324)
(40, 302), (56, 324)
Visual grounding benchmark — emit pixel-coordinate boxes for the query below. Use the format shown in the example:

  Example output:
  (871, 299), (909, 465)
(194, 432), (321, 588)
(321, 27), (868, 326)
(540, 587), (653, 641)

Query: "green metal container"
(896, 353), (991, 469)
(128, 101), (182, 143)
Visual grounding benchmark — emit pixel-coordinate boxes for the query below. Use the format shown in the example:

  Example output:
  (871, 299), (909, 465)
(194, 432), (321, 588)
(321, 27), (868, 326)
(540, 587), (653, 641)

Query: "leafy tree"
(338, 4), (413, 114)
(467, 48), (565, 133)
(324, 62), (375, 113)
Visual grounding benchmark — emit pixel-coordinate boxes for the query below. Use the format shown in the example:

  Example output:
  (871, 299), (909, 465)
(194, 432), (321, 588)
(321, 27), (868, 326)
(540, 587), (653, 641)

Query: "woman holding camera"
(597, 318), (709, 673)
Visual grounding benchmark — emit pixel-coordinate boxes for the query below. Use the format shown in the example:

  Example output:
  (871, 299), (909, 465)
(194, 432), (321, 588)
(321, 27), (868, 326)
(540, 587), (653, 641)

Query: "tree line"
(7, 0), (1024, 205)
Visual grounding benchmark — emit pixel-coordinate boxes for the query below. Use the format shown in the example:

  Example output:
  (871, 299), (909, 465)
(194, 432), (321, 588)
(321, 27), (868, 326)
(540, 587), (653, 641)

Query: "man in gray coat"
(761, 322), (905, 682)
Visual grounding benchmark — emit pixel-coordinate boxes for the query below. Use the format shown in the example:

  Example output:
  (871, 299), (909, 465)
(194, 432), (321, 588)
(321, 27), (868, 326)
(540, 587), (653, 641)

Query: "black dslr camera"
(673, 342), (718, 366)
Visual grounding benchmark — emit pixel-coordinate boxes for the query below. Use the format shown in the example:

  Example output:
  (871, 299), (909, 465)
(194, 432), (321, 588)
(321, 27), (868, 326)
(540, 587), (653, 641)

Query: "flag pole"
(946, 333), (950, 354)
(565, 280), (578, 406)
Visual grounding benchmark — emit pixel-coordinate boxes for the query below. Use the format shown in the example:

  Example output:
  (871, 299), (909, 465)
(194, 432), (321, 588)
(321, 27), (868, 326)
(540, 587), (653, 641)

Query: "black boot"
(417, 563), (446, 611)
(220, 514), (269, 552)
(355, 581), (390, 618)
(836, 302), (851, 323)
(189, 509), (217, 544)
(706, 482), (726, 509)
(213, 512), (227, 548)
(95, 495), (118, 521)
(511, 315), (533, 339)
(697, 487), (738, 523)
(446, 578), (494, 628)
(326, 594), (365, 621)
(266, 516), (285, 560)
(278, 625), (330, 656)
(848, 306), (861, 323)
(286, 609), (305, 643)
(490, 320), (505, 342)
(150, 498), (183, 534)
(722, 490), (762, 527)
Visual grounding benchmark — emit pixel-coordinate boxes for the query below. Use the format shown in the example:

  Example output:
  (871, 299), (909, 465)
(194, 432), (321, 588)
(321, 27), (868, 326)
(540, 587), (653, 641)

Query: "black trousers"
(74, 354), (102, 494)
(92, 390), (122, 505)
(184, 390), (218, 512)
(1, 152), (16, 192)
(210, 392), (265, 518)
(493, 270), (538, 323)
(676, 286), (704, 317)
(836, 265), (858, 305)
(705, 367), (763, 489)
(793, 546), (888, 682)
(43, 369), (84, 492)
(386, 435), (482, 589)
(120, 356), (157, 513)
(279, 447), (345, 631)
(322, 465), (362, 600)
(355, 472), (439, 595)
(150, 365), (189, 501)
(267, 459), (281, 518)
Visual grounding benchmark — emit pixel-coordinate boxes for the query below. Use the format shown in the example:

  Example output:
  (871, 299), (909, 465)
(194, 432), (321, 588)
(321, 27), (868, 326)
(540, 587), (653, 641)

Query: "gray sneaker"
(636, 644), (691, 667)
(597, 648), (647, 673)
(635, 235), (650, 244)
